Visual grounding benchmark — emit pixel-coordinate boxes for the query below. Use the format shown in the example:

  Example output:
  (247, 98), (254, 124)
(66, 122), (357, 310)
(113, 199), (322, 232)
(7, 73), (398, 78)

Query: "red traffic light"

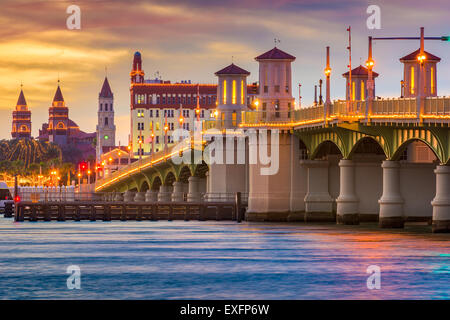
(80, 162), (88, 171)
(14, 196), (21, 203)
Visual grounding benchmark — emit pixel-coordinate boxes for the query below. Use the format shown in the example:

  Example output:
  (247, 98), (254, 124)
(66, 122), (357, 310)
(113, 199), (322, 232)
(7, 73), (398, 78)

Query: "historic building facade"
(38, 83), (96, 160)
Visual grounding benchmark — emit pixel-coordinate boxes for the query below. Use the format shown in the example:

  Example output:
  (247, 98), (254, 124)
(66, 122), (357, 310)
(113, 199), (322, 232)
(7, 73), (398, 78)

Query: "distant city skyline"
(1, 0), (450, 143)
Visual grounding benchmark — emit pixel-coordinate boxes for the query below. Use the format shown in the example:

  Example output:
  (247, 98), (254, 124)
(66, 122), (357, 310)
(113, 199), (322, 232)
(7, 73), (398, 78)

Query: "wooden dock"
(14, 199), (243, 222)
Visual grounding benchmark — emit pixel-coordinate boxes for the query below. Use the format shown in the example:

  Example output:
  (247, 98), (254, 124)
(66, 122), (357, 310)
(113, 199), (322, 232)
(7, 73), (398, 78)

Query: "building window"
(264, 86), (268, 93)
(410, 66), (415, 95)
(170, 123), (174, 130)
(156, 136), (159, 144)
(156, 122), (160, 131)
(285, 86), (289, 93)
(137, 95), (145, 104)
(137, 122), (144, 130)
(157, 96), (160, 104)
(241, 80), (244, 105)
(149, 110), (153, 117)
(232, 80), (237, 104)
(223, 80), (227, 104)
(232, 111), (237, 127)
(156, 110), (159, 117)
(352, 81), (356, 101)
(274, 85), (280, 93)
(100, 103), (103, 111)
(361, 81), (365, 101)
(162, 96), (166, 104)
(105, 117), (109, 126)
(137, 110), (144, 118)
(201, 110), (205, 118)
(400, 148), (408, 161)
(431, 67), (435, 94)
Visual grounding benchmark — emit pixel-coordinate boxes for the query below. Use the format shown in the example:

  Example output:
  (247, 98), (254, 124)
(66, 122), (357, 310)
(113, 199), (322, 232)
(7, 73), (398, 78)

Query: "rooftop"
(255, 47), (296, 61)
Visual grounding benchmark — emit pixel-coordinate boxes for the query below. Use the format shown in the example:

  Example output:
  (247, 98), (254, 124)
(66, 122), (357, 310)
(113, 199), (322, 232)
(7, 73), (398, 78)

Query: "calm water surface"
(0, 218), (449, 299)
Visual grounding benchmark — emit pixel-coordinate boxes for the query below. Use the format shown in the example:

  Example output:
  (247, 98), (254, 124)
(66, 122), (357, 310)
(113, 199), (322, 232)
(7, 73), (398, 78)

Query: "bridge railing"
(424, 97), (450, 115)
(241, 109), (294, 124)
(329, 100), (366, 118)
(96, 143), (186, 189)
(371, 97), (417, 116)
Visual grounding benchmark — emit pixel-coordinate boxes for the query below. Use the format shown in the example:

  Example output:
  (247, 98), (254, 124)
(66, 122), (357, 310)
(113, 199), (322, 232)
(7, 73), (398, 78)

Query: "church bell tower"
(96, 77), (116, 160)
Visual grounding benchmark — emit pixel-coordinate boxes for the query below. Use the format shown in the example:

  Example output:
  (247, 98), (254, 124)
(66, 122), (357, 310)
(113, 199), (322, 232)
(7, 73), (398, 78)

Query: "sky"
(0, 0), (450, 144)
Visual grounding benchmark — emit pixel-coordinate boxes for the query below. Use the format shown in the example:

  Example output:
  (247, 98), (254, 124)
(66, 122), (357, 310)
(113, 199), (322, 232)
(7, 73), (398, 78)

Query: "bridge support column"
(336, 159), (359, 225)
(134, 192), (145, 202)
(123, 190), (135, 203)
(187, 176), (201, 202)
(157, 185), (171, 202)
(303, 160), (334, 222)
(432, 165), (450, 233)
(379, 160), (404, 228)
(171, 181), (185, 202)
(145, 190), (157, 202)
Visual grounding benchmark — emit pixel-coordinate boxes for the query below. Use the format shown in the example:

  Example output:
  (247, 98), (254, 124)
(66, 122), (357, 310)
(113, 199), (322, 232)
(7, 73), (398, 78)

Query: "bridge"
(95, 96), (450, 233)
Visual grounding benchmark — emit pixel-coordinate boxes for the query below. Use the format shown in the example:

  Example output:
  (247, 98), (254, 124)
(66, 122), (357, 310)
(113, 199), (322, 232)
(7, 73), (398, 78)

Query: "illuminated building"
(38, 83), (96, 161)
(11, 87), (32, 139)
(129, 51), (260, 157)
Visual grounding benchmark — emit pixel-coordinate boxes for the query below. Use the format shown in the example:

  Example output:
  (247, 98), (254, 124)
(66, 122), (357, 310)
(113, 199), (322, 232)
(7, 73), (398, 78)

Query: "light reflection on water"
(0, 218), (448, 300)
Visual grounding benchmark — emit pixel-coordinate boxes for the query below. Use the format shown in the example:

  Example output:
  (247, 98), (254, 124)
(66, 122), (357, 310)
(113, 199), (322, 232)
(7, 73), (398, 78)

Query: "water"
(0, 218), (449, 299)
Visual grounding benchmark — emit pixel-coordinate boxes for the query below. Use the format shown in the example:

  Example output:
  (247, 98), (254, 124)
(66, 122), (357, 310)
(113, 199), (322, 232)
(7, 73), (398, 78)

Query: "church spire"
(53, 84), (64, 102)
(99, 77), (113, 98)
(16, 88), (27, 107)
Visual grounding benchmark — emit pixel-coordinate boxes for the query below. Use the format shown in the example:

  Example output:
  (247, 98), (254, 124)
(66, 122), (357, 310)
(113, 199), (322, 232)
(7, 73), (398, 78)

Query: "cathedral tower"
(11, 87), (32, 139)
(96, 77), (116, 159)
(48, 83), (69, 145)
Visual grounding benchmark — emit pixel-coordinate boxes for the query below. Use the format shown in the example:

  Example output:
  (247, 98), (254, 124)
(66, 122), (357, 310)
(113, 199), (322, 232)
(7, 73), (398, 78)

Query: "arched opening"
(164, 171), (176, 186)
(392, 139), (437, 222)
(313, 140), (343, 160)
(194, 161), (209, 178)
(394, 139), (439, 164)
(151, 176), (162, 191)
(349, 137), (387, 160)
(179, 166), (192, 183)
(140, 180), (149, 192)
(299, 139), (308, 160)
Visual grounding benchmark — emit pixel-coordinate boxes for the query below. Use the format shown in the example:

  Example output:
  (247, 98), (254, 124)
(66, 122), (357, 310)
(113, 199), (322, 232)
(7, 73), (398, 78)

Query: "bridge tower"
(214, 63), (250, 128)
(400, 49), (440, 98)
(342, 65), (379, 101)
(255, 47), (296, 115)
(205, 64), (251, 200)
